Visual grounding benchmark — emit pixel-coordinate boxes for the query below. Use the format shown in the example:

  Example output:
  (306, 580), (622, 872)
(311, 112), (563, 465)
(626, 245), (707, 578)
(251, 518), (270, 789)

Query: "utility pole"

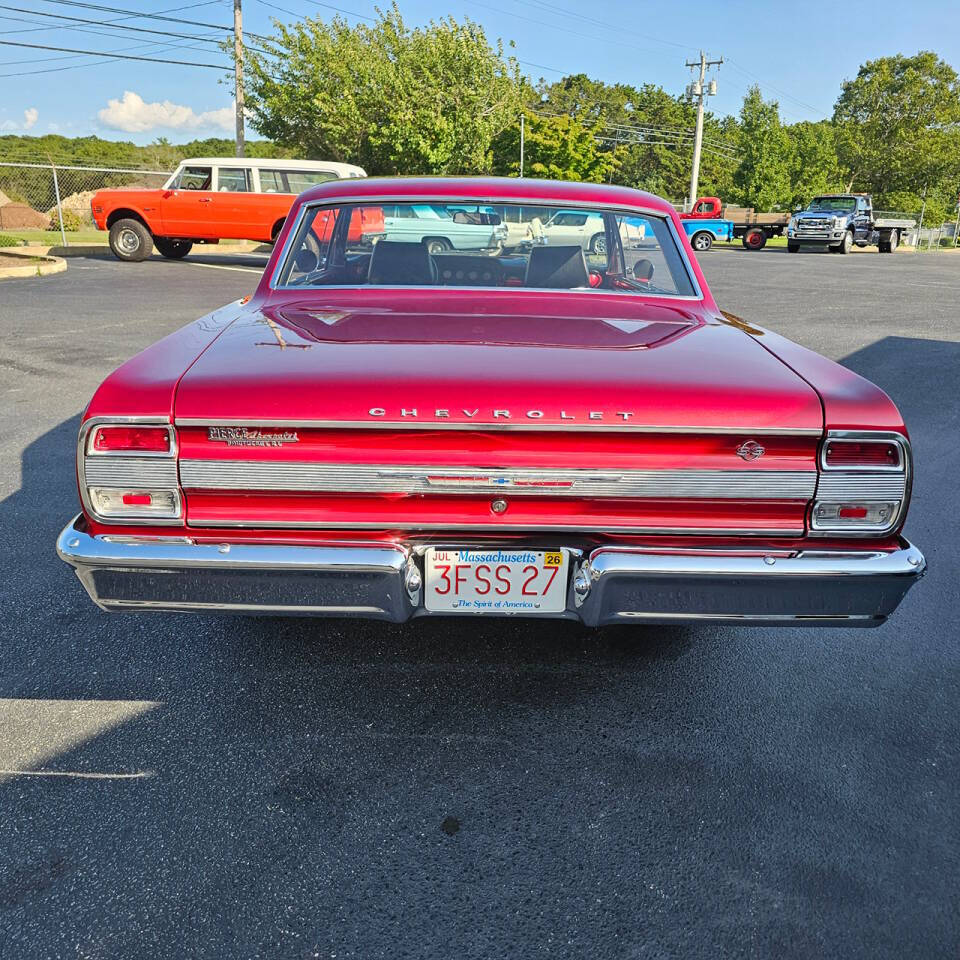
(684, 50), (722, 210)
(519, 114), (524, 177)
(234, 0), (244, 158)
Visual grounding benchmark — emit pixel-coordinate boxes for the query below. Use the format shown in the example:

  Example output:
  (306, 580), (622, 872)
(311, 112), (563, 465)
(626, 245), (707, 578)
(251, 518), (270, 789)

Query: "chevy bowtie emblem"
(426, 475), (575, 488)
(736, 440), (765, 461)
(208, 426), (299, 448)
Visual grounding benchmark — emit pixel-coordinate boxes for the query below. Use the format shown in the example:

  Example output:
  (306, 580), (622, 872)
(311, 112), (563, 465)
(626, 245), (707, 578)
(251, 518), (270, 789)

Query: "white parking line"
(179, 261), (264, 274)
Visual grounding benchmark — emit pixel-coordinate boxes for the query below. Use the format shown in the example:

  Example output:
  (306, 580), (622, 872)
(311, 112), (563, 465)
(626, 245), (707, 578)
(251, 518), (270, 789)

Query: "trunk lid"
(173, 296), (823, 536)
(175, 297), (822, 432)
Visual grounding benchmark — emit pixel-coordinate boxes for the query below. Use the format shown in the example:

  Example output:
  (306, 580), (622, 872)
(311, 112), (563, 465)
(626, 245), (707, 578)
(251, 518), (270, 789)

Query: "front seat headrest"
(524, 244), (590, 289)
(367, 240), (438, 285)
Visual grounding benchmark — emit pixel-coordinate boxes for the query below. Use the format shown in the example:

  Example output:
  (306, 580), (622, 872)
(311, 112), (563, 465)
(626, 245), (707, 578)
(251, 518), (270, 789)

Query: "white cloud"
(0, 107), (39, 132)
(97, 91), (233, 134)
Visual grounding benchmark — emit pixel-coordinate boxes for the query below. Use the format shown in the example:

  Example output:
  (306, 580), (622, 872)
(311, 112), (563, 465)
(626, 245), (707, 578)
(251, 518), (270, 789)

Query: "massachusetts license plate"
(424, 548), (569, 614)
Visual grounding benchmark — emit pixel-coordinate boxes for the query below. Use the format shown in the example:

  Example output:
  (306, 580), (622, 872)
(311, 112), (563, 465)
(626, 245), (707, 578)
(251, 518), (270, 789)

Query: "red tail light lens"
(824, 440), (901, 468)
(91, 426), (171, 454)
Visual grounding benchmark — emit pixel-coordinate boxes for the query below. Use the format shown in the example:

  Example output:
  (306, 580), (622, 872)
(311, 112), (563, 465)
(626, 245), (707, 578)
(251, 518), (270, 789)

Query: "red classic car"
(57, 177), (925, 627)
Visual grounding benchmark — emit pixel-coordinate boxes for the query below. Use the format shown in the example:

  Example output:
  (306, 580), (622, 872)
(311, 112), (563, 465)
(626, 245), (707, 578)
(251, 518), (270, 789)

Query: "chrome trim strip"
(174, 418), (824, 436)
(85, 457), (179, 487)
(269, 194), (704, 300)
(77, 416), (183, 527)
(816, 475), (906, 500)
(56, 516), (926, 626)
(178, 460), (817, 500)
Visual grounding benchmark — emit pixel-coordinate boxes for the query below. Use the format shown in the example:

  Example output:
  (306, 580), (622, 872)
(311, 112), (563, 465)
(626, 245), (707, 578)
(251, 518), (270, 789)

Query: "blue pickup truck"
(679, 216), (734, 251)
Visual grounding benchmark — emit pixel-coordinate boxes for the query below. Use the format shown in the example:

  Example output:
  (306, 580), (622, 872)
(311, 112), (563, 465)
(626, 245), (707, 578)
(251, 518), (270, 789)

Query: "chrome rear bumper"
(57, 516), (925, 627)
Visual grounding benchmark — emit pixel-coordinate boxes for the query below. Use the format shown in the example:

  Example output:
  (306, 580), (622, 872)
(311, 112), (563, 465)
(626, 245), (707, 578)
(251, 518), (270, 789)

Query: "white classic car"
(526, 210), (648, 253)
(381, 203), (508, 254)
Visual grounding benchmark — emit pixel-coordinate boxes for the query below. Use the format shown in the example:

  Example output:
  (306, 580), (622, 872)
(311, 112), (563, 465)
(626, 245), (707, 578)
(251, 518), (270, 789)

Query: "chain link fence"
(0, 162), (172, 246)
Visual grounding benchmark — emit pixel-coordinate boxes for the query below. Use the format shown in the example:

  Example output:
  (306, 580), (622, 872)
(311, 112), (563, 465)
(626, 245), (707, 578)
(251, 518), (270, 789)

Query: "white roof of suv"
(176, 157), (367, 178)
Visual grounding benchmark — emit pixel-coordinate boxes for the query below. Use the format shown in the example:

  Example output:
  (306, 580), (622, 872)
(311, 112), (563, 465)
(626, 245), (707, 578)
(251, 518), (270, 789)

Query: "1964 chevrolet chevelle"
(57, 177), (925, 626)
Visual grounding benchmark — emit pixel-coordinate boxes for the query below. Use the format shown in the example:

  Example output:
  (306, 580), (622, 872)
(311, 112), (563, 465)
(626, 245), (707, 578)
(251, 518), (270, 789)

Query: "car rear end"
(57, 178), (924, 627)
(58, 412), (923, 626)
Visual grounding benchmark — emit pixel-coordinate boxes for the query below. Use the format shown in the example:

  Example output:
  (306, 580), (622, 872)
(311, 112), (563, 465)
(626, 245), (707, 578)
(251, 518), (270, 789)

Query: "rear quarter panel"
(83, 300), (244, 422)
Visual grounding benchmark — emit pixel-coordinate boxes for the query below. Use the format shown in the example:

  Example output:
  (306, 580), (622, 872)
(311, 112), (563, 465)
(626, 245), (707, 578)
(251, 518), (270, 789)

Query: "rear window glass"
(275, 201), (696, 297)
(260, 169), (340, 193)
(217, 167), (250, 192)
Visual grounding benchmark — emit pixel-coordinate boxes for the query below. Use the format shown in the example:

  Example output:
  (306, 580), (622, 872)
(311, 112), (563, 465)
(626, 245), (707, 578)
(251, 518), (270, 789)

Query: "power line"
(724, 57), (831, 119)
(466, 0), (676, 58)
(0, 4), (227, 43)
(34, 0), (269, 41)
(256, 0), (375, 23)
(0, 14), (229, 54)
(0, 37), (230, 67)
(510, 0), (694, 52)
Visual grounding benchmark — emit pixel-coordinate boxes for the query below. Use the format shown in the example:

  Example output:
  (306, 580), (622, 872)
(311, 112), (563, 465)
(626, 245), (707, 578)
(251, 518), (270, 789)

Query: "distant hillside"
(0, 135), (296, 169)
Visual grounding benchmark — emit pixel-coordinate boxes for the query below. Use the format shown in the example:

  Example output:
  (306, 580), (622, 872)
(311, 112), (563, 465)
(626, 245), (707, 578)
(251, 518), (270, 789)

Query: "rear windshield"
(274, 201), (697, 296)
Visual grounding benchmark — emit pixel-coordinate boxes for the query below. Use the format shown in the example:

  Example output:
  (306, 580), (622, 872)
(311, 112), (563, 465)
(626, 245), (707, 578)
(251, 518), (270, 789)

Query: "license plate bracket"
(423, 548), (569, 614)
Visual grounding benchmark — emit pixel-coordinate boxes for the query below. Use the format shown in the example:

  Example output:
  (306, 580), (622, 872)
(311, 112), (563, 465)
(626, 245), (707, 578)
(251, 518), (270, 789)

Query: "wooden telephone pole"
(684, 51), (722, 210)
(234, 0), (245, 158)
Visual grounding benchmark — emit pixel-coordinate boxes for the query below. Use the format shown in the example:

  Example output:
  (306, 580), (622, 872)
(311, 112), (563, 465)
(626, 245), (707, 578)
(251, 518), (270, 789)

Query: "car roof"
(295, 176), (678, 214)
(177, 158), (366, 175)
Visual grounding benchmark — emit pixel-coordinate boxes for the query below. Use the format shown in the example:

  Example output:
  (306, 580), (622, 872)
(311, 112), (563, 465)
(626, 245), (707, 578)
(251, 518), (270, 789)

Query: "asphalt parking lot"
(0, 246), (957, 959)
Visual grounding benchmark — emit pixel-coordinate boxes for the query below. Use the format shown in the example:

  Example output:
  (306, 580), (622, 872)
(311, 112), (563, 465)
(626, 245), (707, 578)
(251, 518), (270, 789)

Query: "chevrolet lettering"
(57, 177), (925, 628)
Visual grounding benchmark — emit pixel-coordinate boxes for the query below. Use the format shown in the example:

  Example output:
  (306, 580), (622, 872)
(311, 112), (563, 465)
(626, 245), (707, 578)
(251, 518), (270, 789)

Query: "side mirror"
(793, 204), (802, 212)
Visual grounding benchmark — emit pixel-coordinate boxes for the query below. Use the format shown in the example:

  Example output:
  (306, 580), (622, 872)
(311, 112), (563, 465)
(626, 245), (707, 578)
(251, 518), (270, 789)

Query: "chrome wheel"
(118, 228), (140, 253)
(590, 233), (606, 255)
(692, 232), (713, 252)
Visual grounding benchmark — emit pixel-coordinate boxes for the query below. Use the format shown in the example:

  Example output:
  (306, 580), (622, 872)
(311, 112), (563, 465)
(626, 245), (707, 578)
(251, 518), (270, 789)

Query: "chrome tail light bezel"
(812, 430), (912, 537)
(77, 416), (183, 525)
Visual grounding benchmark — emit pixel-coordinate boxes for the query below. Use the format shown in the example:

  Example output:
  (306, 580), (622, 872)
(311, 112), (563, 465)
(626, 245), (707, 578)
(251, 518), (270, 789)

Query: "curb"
(0, 249), (67, 280)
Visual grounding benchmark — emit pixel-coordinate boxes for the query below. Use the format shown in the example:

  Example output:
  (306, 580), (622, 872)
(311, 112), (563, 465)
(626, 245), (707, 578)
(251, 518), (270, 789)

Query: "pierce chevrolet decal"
(208, 427), (300, 447)
(367, 407), (637, 422)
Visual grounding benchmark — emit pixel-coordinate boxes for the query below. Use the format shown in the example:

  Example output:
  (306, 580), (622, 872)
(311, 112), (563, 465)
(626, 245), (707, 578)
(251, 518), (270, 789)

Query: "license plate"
(424, 548), (569, 614)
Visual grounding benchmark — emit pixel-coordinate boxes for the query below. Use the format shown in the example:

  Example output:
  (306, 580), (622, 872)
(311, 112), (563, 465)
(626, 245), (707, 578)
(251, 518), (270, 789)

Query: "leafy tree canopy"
(833, 52), (960, 194)
(491, 110), (618, 182)
(245, 3), (521, 175)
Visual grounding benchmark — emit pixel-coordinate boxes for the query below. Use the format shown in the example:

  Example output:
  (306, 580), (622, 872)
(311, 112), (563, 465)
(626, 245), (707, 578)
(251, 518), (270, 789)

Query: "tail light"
(89, 425), (171, 454)
(812, 431), (910, 536)
(79, 420), (182, 524)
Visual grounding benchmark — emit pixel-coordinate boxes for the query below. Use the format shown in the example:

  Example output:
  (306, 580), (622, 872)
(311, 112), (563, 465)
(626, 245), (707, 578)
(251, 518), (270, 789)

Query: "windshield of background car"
(809, 197), (856, 213)
(274, 201), (697, 297)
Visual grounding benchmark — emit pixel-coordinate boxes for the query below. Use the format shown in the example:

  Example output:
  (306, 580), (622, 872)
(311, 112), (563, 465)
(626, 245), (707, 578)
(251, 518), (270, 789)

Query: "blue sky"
(1, 0), (958, 143)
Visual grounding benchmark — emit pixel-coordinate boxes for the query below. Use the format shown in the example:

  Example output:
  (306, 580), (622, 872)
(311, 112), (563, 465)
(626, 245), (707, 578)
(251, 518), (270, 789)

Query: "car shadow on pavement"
(0, 336), (957, 959)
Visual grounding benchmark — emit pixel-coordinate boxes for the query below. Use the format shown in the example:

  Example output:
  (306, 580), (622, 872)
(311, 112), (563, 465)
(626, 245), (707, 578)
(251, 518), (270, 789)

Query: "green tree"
(245, 3), (521, 175)
(784, 120), (844, 208)
(491, 110), (618, 181)
(733, 85), (792, 209)
(833, 51), (960, 208)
